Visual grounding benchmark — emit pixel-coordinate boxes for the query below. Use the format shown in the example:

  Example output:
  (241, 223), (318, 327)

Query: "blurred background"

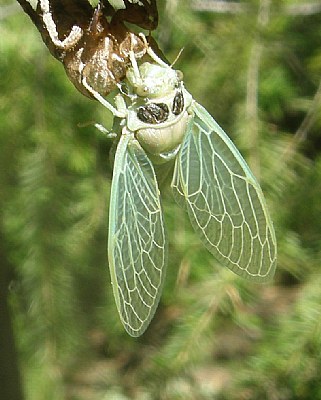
(1, 0), (321, 399)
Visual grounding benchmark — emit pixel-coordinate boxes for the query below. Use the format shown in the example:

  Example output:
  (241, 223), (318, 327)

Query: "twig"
(191, 0), (321, 15)
(16, 0), (41, 28)
(191, 0), (247, 13)
(286, 2), (321, 15)
(281, 79), (321, 163)
(245, 0), (271, 178)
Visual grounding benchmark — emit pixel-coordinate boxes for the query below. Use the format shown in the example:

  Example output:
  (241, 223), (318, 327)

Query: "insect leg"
(94, 123), (117, 138)
(128, 50), (141, 80)
(78, 120), (117, 139)
(82, 77), (126, 118)
(138, 33), (169, 68)
(40, 0), (83, 50)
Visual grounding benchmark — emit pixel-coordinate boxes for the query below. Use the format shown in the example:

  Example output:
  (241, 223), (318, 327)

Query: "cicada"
(86, 45), (277, 337)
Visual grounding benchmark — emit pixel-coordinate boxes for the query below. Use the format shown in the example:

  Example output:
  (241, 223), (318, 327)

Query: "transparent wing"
(108, 132), (167, 336)
(172, 101), (277, 282)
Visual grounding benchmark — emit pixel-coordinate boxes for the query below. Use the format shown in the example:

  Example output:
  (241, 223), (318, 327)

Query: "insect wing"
(108, 132), (167, 336)
(172, 101), (277, 282)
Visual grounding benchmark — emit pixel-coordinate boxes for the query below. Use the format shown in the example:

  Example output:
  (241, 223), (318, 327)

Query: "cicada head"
(126, 62), (183, 98)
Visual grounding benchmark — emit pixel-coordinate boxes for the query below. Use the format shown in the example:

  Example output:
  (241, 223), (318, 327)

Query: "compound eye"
(176, 70), (184, 82)
(137, 103), (169, 124)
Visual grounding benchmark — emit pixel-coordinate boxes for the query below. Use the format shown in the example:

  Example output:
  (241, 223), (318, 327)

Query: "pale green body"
(127, 90), (192, 163)
(107, 62), (277, 336)
(124, 63), (192, 163)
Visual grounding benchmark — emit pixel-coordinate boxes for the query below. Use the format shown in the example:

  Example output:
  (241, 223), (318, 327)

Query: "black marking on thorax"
(172, 91), (184, 115)
(137, 103), (169, 124)
(137, 89), (185, 125)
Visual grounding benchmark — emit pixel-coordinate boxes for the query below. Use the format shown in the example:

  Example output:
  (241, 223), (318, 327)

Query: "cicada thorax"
(136, 90), (185, 125)
(121, 61), (193, 164)
(126, 90), (192, 165)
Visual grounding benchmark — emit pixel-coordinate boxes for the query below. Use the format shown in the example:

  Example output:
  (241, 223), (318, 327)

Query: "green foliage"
(219, 273), (321, 400)
(1, 1), (321, 399)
